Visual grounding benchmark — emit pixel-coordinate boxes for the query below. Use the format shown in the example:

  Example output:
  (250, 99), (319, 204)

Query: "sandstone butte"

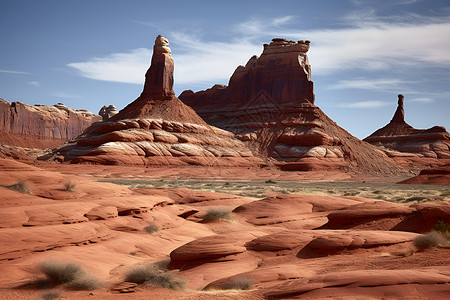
(364, 94), (450, 164)
(179, 38), (404, 175)
(0, 99), (100, 149)
(51, 35), (263, 167)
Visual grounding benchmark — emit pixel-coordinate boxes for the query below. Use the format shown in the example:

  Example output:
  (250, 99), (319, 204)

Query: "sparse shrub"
(39, 260), (102, 290)
(222, 277), (253, 290)
(67, 273), (103, 290)
(63, 181), (76, 192)
(144, 222), (159, 234)
(40, 261), (82, 284)
(413, 231), (449, 250)
(202, 207), (232, 222)
(5, 180), (31, 194)
(37, 289), (61, 300)
(125, 261), (185, 290)
(405, 196), (427, 202)
(432, 220), (450, 233)
(265, 179), (276, 184)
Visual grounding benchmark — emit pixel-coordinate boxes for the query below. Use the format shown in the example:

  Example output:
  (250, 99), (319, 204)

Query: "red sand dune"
(0, 157), (448, 299)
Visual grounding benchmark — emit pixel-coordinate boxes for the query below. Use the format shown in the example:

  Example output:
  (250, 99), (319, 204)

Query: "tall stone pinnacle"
(140, 35), (175, 99)
(390, 94), (405, 123)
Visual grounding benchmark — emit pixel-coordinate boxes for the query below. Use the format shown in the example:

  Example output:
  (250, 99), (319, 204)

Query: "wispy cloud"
(328, 78), (413, 91)
(409, 97), (434, 103)
(67, 12), (450, 88)
(67, 48), (150, 84)
(337, 101), (391, 108)
(52, 92), (79, 98)
(0, 69), (30, 75)
(28, 81), (40, 86)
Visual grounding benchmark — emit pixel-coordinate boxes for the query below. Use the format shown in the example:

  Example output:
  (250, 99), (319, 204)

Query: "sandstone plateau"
(51, 35), (262, 167)
(180, 38), (403, 174)
(0, 98), (100, 149)
(0, 157), (448, 299)
(364, 94), (450, 162)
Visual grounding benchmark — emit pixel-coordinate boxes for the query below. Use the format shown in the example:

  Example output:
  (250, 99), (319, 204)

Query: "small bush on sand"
(5, 180), (31, 194)
(413, 231), (449, 250)
(143, 222), (159, 234)
(39, 260), (102, 290)
(125, 261), (185, 290)
(40, 261), (82, 285)
(223, 277), (253, 290)
(63, 181), (76, 192)
(202, 207), (232, 222)
(432, 220), (450, 233)
(37, 289), (61, 300)
(265, 179), (276, 184)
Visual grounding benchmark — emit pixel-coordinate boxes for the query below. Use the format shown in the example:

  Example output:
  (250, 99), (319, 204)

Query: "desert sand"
(0, 157), (449, 299)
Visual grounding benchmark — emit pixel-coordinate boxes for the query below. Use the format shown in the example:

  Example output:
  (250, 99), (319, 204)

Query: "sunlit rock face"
(364, 94), (450, 160)
(0, 98), (100, 149)
(49, 35), (262, 167)
(180, 38), (403, 174)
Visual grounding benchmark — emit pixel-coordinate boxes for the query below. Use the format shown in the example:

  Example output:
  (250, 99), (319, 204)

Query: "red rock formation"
(399, 164), (450, 185)
(0, 99), (100, 149)
(52, 35), (262, 167)
(180, 38), (403, 174)
(364, 94), (450, 160)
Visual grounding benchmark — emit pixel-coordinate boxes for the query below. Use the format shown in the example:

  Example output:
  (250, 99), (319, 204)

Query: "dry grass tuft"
(125, 261), (185, 290)
(143, 222), (159, 234)
(39, 260), (102, 290)
(63, 181), (77, 192)
(37, 289), (61, 300)
(413, 231), (450, 250)
(5, 180), (31, 194)
(222, 277), (253, 290)
(202, 207), (232, 222)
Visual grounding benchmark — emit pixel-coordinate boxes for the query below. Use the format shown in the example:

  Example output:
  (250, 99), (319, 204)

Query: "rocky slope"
(180, 38), (403, 174)
(364, 94), (450, 160)
(52, 36), (262, 167)
(0, 158), (448, 299)
(0, 99), (100, 149)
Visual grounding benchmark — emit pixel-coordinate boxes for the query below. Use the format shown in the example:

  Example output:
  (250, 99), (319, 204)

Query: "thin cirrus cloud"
(0, 69), (30, 75)
(327, 78), (413, 91)
(337, 101), (391, 109)
(66, 13), (450, 87)
(28, 81), (40, 87)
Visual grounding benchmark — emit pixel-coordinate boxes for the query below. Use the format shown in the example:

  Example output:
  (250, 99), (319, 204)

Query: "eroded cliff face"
(0, 99), (100, 149)
(181, 38), (314, 110)
(364, 95), (450, 160)
(52, 35), (262, 167)
(179, 38), (403, 174)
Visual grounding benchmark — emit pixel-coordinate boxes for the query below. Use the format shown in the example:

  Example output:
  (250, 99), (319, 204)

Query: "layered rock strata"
(364, 94), (450, 159)
(53, 35), (262, 166)
(180, 38), (401, 173)
(0, 99), (100, 149)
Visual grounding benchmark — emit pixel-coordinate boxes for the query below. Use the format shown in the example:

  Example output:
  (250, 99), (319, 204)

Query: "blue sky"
(1, 0), (449, 139)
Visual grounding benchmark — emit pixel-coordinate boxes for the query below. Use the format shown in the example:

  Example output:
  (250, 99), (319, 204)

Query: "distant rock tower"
(364, 94), (450, 159)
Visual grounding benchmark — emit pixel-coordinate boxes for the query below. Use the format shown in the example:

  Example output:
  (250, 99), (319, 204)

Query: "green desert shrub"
(125, 261), (185, 290)
(63, 181), (76, 192)
(413, 231), (449, 250)
(5, 180), (31, 194)
(202, 207), (232, 222)
(39, 260), (102, 290)
(432, 220), (450, 233)
(143, 222), (159, 234)
(222, 277), (253, 290)
(265, 179), (276, 184)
